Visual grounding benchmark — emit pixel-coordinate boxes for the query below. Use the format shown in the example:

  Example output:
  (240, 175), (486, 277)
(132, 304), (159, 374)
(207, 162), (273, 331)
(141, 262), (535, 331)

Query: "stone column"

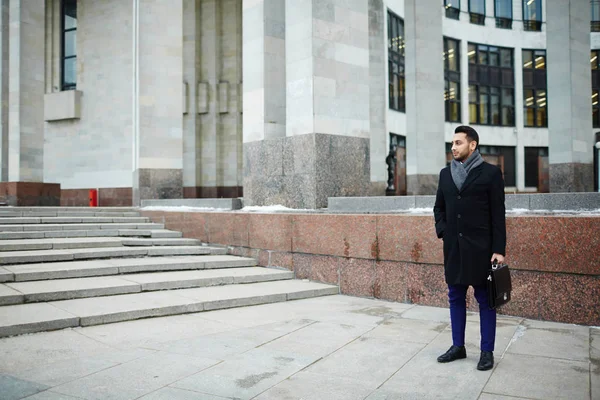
(368, 0), (387, 195)
(244, 0), (371, 209)
(7, 0), (45, 183)
(133, 0), (184, 205)
(242, 0), (287, 204)
(0, 0), (8, 181)
(404, 0), (445, 195)
(547, 0), (594, 192)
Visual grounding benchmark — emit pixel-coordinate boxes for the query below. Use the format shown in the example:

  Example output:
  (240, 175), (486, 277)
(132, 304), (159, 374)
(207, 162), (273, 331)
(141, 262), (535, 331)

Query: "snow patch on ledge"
(141, 206), (228, 212)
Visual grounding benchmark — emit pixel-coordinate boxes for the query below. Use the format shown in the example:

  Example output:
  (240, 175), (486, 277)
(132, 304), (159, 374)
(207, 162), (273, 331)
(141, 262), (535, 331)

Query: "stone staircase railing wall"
(140, 210), (600, 326)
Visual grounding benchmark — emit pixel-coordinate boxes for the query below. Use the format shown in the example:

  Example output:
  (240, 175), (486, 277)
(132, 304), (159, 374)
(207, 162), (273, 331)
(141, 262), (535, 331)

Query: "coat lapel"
(459, 164), (484, 193)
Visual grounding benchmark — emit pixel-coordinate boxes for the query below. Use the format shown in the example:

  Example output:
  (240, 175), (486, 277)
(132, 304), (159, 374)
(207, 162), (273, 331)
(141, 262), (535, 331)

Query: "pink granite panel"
(506, 217), (600, 275)
(293, 214), (377, 259)
(405, 263), (448, 308)
(495, 270), (541, 320)
(268, 251), (294, 271)
(377, 215), (443, 264)
(207, 213), (238, 245)
(373, 261), (406, 303)
(181, 213), (208, 242)
(248, 214), (293, 252)
(340, 258), (375, 297)
(292, 253), (312, 279)
(537, 274), (600, 326)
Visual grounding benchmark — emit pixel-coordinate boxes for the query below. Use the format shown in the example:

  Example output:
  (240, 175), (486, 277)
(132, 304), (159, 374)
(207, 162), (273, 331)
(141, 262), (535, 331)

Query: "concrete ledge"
(328, 193), (600, 212)
(140, 198), (243, 210)
(44, 90), (82, 121)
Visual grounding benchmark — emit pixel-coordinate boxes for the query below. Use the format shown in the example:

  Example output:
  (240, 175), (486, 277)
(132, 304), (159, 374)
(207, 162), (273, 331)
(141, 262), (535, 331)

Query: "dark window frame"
(468, 43), (515, 127)
(592, 0), (600, 32)
(468, 0), (485, 25)
(494, 0), (512, 29)
(592, 50), (600, 128)
(444, 37), (461, 122)
(524, 147), (548, 188)
(522, 0), (542, 32)
(444, 0), (460, 20)
(522, 49), (547, 128)
(388, 10), (405, 112)
(61, 0), (77, 91)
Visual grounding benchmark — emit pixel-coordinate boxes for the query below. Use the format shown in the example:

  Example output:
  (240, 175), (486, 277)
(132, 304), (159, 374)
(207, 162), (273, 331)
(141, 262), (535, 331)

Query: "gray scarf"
(451, 149), (484, 191)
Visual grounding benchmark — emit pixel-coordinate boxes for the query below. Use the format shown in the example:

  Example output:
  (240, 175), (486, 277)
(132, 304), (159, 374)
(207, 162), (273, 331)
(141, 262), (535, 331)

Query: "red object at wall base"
(89, 189), (98, 207)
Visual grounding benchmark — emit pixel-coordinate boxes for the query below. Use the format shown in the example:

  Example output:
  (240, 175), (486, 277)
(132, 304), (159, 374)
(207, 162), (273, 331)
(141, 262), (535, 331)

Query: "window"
(592, 50), (600, 128)
(524, 147), (549, 191)
(522, 50), (547, 127)
(468, 43), (514, 126)
(495, 0), (512, 29)
(593, 1), (600, 32)
(388, 10), (405, 112)
(479, 145), (516, 187)
(444, 0), (460, 20)
(523, 0), (542, 31)
(444, 37), (461, 122)
(469, 0), (485, 25)
(61, 0), (77, 90)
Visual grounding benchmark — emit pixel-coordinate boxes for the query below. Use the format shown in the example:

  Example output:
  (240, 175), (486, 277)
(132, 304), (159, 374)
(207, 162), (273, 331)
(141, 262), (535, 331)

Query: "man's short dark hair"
(454, 125), (479, 149)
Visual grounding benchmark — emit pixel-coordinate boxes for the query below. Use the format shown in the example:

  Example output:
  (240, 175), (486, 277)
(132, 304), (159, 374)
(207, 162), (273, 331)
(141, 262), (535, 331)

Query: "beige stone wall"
(43, 0), (134, 189)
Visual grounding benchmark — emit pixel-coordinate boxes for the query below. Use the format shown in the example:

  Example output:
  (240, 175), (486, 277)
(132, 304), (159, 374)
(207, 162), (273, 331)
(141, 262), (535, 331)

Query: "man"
(433, 125), (506, 371)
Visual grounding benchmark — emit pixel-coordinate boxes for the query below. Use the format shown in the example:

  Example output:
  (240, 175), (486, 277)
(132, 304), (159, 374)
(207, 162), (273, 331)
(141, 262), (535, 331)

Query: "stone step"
(0, 229), (185, 239)
(0, 246), (224, 265)
(0, 267), (293, 304)
(2, 255), (257, 282)
(6, 207), (137, 212)
(120, 238), (201, 247)
(0, 223), (165, 232)
(0, 216), (149, 225)
(0, 280), (339, 337)
(149, 229), (182, 238)
(0, 210), (140, 218)
(0, 237), (125, 252)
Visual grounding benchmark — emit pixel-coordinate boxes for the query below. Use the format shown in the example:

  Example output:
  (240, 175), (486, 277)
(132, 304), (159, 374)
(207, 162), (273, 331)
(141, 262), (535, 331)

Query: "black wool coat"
(433, 162), (506, 286)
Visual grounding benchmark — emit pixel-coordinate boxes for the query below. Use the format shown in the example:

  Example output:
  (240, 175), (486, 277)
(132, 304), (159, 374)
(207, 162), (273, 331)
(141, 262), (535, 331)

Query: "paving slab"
(364, 317), (448, 344)
(0, 284), (24, 305)
(483, 353), (590, 399)
(592, 328), (600, 400)
(172, 347), (317, 400)
(139, 386), (230, 400)
(51, 351), (220, 400)
(305, 336), (425, 387)
(6, 348), (156, 388)
(9, 390), (83, 399)
(0, 303), (79, 337)
(6, 276), (141, 302)
(505, 319), (590, 362)
(5, 260), (118, 281)
(254, 371), (375, 400)
(0, 375), (50, 400)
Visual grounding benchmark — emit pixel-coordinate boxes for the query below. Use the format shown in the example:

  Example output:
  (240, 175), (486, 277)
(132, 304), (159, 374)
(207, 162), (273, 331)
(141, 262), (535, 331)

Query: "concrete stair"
(0, 207), (338, 337)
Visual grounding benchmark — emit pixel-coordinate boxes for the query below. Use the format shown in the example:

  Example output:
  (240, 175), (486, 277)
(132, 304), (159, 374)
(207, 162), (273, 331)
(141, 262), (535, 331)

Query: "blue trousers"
(448, 284), (496, 352)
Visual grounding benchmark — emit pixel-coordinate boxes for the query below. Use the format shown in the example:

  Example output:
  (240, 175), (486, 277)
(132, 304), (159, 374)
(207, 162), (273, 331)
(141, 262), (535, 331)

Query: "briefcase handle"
(491, 260), (507, 271)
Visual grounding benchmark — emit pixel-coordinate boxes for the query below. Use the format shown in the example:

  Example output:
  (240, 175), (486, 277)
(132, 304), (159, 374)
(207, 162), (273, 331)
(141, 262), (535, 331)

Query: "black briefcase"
(487, 262), (512, 309)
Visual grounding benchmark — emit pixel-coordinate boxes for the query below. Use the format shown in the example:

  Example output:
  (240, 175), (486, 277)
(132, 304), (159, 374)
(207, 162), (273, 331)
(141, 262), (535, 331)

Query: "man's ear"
(470, 141), (477, 151)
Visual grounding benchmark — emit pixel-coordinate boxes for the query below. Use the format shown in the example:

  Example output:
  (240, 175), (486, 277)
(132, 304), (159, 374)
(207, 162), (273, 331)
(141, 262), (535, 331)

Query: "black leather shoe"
(437, 345), (467, 363)
(477, 351), (494, 371)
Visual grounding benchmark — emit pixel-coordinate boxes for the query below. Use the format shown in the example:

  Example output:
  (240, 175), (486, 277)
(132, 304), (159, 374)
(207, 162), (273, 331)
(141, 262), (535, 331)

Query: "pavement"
(0, 294), (597, 400)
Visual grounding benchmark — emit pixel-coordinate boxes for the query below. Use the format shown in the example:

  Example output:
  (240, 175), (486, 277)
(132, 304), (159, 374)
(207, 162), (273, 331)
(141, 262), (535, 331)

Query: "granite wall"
(140, 210), (600, 326)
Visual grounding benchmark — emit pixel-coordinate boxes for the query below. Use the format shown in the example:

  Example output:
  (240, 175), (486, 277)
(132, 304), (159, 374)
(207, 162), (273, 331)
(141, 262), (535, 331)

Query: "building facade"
(0, 0), (597, 208)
